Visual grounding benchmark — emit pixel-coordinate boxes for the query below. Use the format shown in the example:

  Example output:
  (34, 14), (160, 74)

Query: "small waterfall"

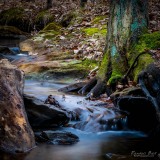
(120, 116), (128, 129)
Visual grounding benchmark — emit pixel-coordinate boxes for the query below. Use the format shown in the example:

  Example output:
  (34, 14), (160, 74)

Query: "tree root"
(138, 70), (160, 122)
(78, 77), (107, 98)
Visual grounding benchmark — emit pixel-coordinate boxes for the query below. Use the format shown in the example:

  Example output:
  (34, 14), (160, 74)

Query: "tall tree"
(79, 0), (148, 98)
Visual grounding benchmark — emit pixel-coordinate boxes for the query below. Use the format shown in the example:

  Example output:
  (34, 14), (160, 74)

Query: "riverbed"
(0, 39), (159, 160)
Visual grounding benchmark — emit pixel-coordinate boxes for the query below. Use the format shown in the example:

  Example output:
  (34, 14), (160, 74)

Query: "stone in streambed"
(35, 131), (79, 145)
(24, 95), (70, 129)
(117, 96), (158, 132)
(110, 86), (145, 104)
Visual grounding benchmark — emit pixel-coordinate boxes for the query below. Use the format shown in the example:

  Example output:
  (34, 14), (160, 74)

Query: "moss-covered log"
(79, 0), (149, 98)
(0, 59), (35, 153)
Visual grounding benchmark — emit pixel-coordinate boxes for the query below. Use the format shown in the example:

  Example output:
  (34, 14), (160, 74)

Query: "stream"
(0, 39), (159, 160)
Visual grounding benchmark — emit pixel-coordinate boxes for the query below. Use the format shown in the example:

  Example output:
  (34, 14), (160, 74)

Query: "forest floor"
(9, 1), (109, 83)
(0, 0), (160, 86)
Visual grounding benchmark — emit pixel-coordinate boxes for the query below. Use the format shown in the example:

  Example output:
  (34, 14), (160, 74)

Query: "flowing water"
(18, 80), (154, 160)
(0, 40), (159, 160)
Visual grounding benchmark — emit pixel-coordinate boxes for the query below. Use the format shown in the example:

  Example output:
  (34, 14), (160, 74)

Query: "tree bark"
(79, 0), (148, 98)
(0, 59), (35, 153)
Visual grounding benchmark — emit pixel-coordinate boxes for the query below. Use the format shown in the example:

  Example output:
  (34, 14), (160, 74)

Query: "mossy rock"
(35, 10), (54, 30)
(0, 8), (30, 32)
(38, 22), (62, 39)
(135, 31), (160, 52)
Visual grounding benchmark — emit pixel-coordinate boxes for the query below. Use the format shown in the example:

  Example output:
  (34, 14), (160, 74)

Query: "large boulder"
(138, 62), (160, 113)
(24, 95), (70, 128)
(0, 59), (35, 153)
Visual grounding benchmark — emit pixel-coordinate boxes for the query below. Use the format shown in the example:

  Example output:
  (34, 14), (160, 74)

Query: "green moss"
(83, 26), (107, 36)
(92, 16), (106, 24)
(98, 50), (127, 85)
(82, 59), (98, 68)
(35, 10), (54, 28)
(42, 22), (61, 32)
(107, 55), (126, 85)
(97, 52), (109, 80)
(38, 22), (62, 39)
(63, 59), (98, 74)
(135, 31), (160, 52)
(133, 54), (153, 80)
(108, 75), (122, 85)
(0, 25), (27, 35)
(129, 31), (160, 80)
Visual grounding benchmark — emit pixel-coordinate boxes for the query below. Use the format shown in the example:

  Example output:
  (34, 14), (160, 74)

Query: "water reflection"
(24, 130), (147, 160)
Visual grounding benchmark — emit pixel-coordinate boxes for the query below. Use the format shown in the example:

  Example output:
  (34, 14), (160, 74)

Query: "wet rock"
(110, 86), (145, 104)
(117, 96), (158, 132)
(138, 62), (160, 111)
(0, 59), (35, 153)
(24, 95), (70, 128)
(35, 131), (79, 145)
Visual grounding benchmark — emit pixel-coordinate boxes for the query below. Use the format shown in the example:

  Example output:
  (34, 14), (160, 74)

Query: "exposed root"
(78, 77), (107, 98)
(78, 77), (97, 95)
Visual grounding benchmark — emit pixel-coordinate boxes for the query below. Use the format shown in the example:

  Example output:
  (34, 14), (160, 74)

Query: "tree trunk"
(47, 0), (52, 9)
(79, 0), (148, 98)
(80, 0), (87, 8)
(0, 59), (35, 153)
